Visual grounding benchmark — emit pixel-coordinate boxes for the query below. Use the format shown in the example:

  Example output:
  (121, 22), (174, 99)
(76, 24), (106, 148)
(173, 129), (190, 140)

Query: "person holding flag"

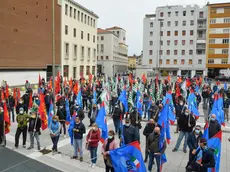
(209, 114), (221, 139)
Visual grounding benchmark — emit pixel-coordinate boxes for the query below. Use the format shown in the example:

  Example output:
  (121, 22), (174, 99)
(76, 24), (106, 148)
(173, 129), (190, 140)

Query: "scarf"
(105, 137), (114, 152)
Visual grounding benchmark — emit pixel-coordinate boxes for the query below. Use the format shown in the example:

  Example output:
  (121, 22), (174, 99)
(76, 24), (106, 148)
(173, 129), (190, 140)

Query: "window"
(174, 40), (178, 45)
(209, 49), (214, 54)
(199, 11), (204, 18)
(166, 59), (170, 64)
(149, 50), (153, 55)
(167, 31), (170, 36)
(106, 56), (109, 60)
(174, 50), (178, 55)
(167, 50), (170, 55)
(189, 59), (193, 64)
(65, 43), (69, 56)
(73, 28), (76, 37)
(74, 9), (76, 19)
(181, 59), (185, 64)
(167, 40), (170, 46)
(81, 13), (83, 22)
(175, 31), (178, 36)
(93, 49), (96, 59)
(73, 45), (77, 58)
(150, 22), (153, 27)
(101, 36), (104, 40)
(182, 30), (186, 36)
(91, 18), (93, 26)
(222, 49), (229, 54)
(209, 39), (215, 44)
(150, 41), (153, 46)
(175, 11), (179, 16)
(81, 31), (83, 39)
(86, 66), (90, 75)
(191, 10), (194, 16)
(149, 59), (153, 64)
(198, 59), (202, 64)
(101, 44), (104, 52)
(190, 40), (193, 45)
(80, 66), (84, 76)
(190, 30), (194, 36)
(93, 19), (96, 28)
(222, 59), (228, 64)
(183, 21), (186, 26)
(70, 6), (72, 17)
(208, 60), (214, 64)
(224, 18), (230, 23)
(101, 56), (103, 60)
(223, 39), (229, 44)
(175, 21), (178, 26)
(73, 67), (76, 79)
(92, 66), (95, 75)
(160, 41), (163, 46)
(78, 11), (80, 21)
(223, 29), (230, 33)
(168, 12), (171, 17)
(174, 59), (177, 64)
(87, 33), (90, 41)
(160, 12), (164, 17)
(81, 46), (84, 58)
(190, 20), (194, 26)
(88, 16), (90, 25)
(167, 21), (171, 27)
(182, 40), (186, 45)
(84, 14), (87, 24)
(160, 22), (163, 27)
(210, 19), (216, 24)
(183, 11), (186, 16)
(160, 31), (163, 36)
(65, 25), (68, 35)
(150, 32), (153, 37)
(159, 59), (162, 64)
(93, 35), (95, 43)
(65, 4), (68, 15)
(63, 65), (69, 78)
(88, 48), (90, 58)
(189, 50), (193, 55)
(159, 50), (163, 55)
(182, 50), (185, 55)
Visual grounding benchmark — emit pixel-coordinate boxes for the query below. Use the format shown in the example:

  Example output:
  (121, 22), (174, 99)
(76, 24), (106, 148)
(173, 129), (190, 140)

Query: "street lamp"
(158, 19), (164, 77)
(52, 0), (56, 112)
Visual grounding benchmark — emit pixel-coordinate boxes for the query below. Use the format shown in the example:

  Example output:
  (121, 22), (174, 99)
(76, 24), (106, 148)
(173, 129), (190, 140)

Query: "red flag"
(5, 85), (9, 98)
(17, 88), (21, 101)
(29, 93), (33, 109)
(39, 93), (48, 130)
(1, 90), (4, 100)
(64, 77), (67, 87)
(4, 102), (10, 134)
(176, 82), (181, 97)
(69, 78), (73, 89)
(13, 88), (17, 107)
(73, 82), (79, 95)
(55, 71), (60, 95)
(186, 79), (191, 88)
(89, 73), (93, 84)
(38, 74), (42, 87)
(142, 73), (147, 84)
(129, 74), (133, 88)
(48, 76), (52, 89)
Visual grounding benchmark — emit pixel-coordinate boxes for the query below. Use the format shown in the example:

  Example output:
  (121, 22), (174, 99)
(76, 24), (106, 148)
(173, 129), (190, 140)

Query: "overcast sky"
(75, 0), (229, 56)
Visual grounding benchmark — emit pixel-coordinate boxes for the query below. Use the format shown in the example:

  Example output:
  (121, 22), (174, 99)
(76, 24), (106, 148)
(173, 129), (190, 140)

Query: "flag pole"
(52, 0), (56, 113)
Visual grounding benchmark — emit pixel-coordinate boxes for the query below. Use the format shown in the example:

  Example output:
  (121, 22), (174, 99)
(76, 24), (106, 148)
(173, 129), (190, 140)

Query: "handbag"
(105, 156), (113, 168)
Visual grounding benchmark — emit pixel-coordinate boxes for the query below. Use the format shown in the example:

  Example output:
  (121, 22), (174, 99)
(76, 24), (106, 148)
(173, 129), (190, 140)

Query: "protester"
(209, 114), (221, 139)
(16, 98), (25, 115)
(88, 104), (98, 127)
(56, 105), (67, 138)
(49, 115), (61, 154)
(101, 130), (118, 172)
(8, 92), (15, 122)
(0, 107), (6, 146)
(86, 123), (101, 168)
(175, 97), (185, 133)
(72, 116), (86, 161)
(112, 103), (122, 134)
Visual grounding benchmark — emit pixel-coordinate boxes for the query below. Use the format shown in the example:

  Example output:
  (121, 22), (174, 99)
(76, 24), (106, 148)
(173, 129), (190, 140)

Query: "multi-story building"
(128, 55), (137, 70)
(206, 3), (230, 77)
(0, 0), (61, 85)
(61, 0), (98, 80)
(97, 27), (128, 76)
(142, 5), (207, 77)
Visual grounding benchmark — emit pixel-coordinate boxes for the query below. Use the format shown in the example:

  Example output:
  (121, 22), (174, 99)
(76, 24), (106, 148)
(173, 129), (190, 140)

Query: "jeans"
(15, 127), (27, 147)
(174, 131), (189, 150)
(89, 146), (98, 164)
(203, 98), (208, 109)
(9, 107), (15, 122)
(144, 104), (148, 118)
(113, 118), (120, 133)
(224, 108), (229, 121)
(73, 139), (83, 157)
(51, 135), (60, 151)
(29, 131), (40, 149)
(83, 99), (88, 110)
(60, 121), (66, 135)
(148, 152), (161, 172)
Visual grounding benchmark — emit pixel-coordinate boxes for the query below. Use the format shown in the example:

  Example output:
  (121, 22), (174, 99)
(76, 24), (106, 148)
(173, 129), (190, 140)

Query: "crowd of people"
(0, 74), (229, 172)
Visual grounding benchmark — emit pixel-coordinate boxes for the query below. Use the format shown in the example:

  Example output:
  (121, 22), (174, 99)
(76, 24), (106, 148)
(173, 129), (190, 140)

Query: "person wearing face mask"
(147, 127), (166, 172)
(120, 118), (139, 145)
(202, 86), (209, 109)
(8, 92), (15, 122)
(27, 111), (41, 150)
(15, 108), (30, 148)
(49, 115), (61, 154)
(88, 104), (98, 127)
(16, 99), (25, 115)
(173, 107), (196, 153)
(187, 125), (203, 167)
(45, 92), (51, 114)
(175, 97), (185, 134)
(0, 106), (6, 146)
(72, 116), (86, 161)
(101, 130), (118, 172)
(86, 123), (101, 168)
(56, 104), (67, 138)
(208, 114), (221, 139)
(143, 119), (155, 163)
(112, 103), (122, 134)
(22, 91), (30, 113)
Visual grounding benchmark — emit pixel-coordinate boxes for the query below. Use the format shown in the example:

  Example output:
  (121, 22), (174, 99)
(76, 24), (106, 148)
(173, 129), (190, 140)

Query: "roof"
(207, 2), (230, 7)
(97, 28), (111, 34)
(106, 26), (125, 31)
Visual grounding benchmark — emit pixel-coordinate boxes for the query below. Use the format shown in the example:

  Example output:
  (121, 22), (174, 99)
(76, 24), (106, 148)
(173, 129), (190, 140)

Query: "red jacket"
(86, 129), (101, 148)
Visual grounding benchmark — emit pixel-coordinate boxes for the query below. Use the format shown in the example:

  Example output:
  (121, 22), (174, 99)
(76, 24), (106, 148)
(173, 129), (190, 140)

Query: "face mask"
(60, 106), (63, 109)
(19, 111), (23, 114)
(195, 130), (200, 135)
(154, 131), (159, 135)
(0, 110), (3, 113)
(76, 121), (80, 124)
(125, 123), (130, 127)
(53, 119), (57, 122)
(19, 101), (23, 104)
(185, 112), (189, 116)
(92, 127), (96, 130)
(108, 135), (113, 139)
(180, 102), (183, 105)
(210, 117), (215, 121)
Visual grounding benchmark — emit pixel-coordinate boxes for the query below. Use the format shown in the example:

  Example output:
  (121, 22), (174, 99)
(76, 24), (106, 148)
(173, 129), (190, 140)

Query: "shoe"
(174, 131), (178, 134)
(92, 163), (96, 168)
(172, 148), (178, 152)
(15, 146), (18, 149)
(89, 163), (93, 167)
(27, 147), (34, 150)
(80, 157), (83, 162)
(71, 156), (78, 159)
(23, 145), (26, 148)
(183, 149), (187, 153)
(144, 159), (148, 163)
(38, 147), (41, 151)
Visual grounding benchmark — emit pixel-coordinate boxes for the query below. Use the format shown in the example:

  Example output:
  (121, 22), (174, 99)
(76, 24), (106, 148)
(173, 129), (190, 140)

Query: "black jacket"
(8, 96), (15, 108)
(147, 133), (166, 154)
(28, 117), (41, 133)
(175, 104), (185, 118)
(202, 91), (209, 99)
(56, 108), (66, 121)
(73, 122), (86, 139)
(209, 120), (221, 139)
(112, 107), (122, 119)
(22, 94), (29, 106)
(143, 123), (155, 139)
(122, 125), (139, 145)
(178, 113), (196, 132)
(187, 131), (202, 150)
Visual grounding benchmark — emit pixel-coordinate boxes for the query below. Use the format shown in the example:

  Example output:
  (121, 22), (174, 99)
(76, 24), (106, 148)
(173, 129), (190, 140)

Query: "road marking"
(0, 159), (31, 172)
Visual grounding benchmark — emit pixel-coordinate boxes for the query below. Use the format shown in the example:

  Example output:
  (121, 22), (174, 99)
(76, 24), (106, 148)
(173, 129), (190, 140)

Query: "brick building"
(0, 0), (61, 85)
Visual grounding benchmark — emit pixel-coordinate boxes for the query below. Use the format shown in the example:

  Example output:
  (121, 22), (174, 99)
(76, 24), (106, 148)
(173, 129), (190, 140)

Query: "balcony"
(196, 44), (206, 49)
(197, 25), (206, 30)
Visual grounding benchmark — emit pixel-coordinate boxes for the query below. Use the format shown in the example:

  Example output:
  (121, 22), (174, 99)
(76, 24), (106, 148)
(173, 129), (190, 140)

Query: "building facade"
(61, 0), (98, 80)
(0, 0), (62, 85)
(206, 3), (230, 77)
(142, 5), (207, 77)
(97, 27), (128, 76)
(128, 55), (137, 70)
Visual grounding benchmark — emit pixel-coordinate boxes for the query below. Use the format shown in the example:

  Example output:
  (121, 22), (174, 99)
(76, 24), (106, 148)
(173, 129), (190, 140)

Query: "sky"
(75, 0), (229, 56)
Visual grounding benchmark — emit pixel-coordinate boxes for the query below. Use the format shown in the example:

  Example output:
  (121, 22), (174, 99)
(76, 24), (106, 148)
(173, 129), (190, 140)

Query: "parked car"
(215, 74), (229, 81)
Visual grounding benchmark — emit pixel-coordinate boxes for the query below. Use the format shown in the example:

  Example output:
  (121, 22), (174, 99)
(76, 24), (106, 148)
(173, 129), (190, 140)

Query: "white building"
(142, 5), (207, 77)
(61, 0), (98, 79)
(97, 27), (128, 77)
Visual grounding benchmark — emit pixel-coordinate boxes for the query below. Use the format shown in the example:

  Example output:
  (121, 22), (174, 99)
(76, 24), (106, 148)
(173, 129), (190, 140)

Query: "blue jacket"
(49, 121), (61, 136)
(187, 131), (202, 150)
(73, 122), (86, 139)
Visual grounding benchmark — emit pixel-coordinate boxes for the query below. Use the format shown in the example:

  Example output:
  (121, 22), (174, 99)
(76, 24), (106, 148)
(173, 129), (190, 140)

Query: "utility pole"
(52, 0), (56, 112)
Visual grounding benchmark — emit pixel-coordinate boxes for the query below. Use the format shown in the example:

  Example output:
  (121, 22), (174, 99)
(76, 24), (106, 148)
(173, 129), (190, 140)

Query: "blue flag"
(77, 90), (83, 108)
(119, 88), (128, 113)
(93, 85), (97, 104)
(68, 112), (76, 145)
(110, 141), (146, 172)
(65, 99), (71, 124)
(224, 82), (227, 91)
(48, 101), (54, 128)
(137, 98), (143, 116)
